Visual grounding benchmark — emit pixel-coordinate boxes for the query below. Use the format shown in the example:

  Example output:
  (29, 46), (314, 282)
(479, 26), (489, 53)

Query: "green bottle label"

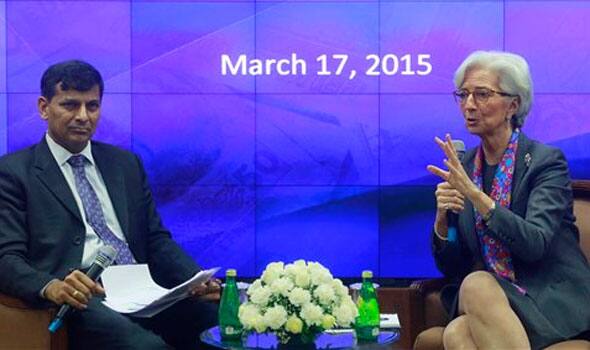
(224, 326), (237, 335)
(371, 327), (380, 337)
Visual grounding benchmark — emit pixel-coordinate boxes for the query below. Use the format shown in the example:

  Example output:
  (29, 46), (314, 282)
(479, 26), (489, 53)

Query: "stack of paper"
(380, 313), (400, 328)
(101, 264), (219, 318)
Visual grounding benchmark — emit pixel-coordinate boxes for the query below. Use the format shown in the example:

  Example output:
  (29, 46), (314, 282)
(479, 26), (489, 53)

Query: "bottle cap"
(362, 270), (373, 278)
(226, 269), (237, 277)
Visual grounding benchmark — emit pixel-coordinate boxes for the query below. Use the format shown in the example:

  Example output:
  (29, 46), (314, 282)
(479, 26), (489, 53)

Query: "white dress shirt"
(45, 133), (128, 268)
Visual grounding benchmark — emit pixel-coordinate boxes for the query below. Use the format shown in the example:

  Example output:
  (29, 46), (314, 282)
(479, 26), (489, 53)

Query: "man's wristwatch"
(482, 201), (496, 222)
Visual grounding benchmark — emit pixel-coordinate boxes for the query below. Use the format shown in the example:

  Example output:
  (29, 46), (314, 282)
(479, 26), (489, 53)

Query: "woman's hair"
(454, 51), (533, 129)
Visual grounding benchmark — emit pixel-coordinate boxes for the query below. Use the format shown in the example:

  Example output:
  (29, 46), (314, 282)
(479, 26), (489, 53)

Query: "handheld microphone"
(48, 245), (118, 333)
(451, 139), (466, 163)
(447, 140), (465, 242)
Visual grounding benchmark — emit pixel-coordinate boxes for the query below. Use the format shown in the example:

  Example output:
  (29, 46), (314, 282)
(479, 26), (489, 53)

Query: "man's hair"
(40, 60), (104, 101)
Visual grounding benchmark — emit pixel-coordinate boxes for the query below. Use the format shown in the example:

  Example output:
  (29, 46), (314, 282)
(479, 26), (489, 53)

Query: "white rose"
(300, 304), (324, 327)
(313, 284), (336, 306)
(247, 279), (263, 296)
(293, 259), (307, 268)
(239, 303), (262, 329)
(333, 300), (358, 327)
(262, 262), (284, 285)
(250, 285), (272, 306)
(288, 287), (311, 306)
(321, 314), (336, 329)
(331, 279), (350, 298)
(308, 262), (333, 286)
(285, 260), (307, 278)
(262, 305), (288, 330)
(294, 270), (311, 288)
(270, 277), (294, 297)
(284, 263), (294, 276)
(285, 315), (303, 334)
(253, 315), (267, 333)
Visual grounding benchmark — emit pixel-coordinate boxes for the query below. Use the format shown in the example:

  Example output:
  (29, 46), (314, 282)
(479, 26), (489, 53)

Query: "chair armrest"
(378, 287), (423, 349)
(410, 278), (449, 294)
(0, 292), (34, 309)
(0, 292), (67, 350)
(410, 278), (450, 330)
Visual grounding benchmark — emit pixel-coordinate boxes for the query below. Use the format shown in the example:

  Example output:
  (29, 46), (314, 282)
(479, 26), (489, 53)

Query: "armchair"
(0, 292), (68, 349)
(411, 180), (590, 350)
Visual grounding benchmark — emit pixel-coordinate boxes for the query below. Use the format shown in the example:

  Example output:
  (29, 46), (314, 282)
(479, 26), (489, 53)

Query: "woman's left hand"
(427, 133), (479, 200)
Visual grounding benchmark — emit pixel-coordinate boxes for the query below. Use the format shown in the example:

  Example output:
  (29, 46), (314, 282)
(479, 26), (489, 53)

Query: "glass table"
(201, 326), (400, 349)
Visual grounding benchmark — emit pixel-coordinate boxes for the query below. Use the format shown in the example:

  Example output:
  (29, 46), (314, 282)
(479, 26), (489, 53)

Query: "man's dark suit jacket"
(433, 132), (590, 342)
(0, 137), (200, 307)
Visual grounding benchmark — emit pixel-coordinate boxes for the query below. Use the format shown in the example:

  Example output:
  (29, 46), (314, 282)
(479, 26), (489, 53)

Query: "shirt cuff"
(39, 279), (59, 299)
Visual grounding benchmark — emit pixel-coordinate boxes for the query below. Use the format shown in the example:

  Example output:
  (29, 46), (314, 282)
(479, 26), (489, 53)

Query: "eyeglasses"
(453, 88), (517, 105)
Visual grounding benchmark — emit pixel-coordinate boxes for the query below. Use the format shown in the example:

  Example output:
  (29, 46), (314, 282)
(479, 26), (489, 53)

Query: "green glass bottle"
(354, 270), (380, 341)
(219, 269), (243, 340)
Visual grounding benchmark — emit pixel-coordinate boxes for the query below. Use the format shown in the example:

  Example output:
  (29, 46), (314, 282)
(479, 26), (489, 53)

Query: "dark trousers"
(68, 296), (218, 350)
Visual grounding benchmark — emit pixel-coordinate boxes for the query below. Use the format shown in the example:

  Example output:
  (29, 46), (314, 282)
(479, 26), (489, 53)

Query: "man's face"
(38, 84), (101, 154)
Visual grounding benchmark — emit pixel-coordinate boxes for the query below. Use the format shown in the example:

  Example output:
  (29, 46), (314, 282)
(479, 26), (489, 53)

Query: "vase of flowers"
(238, 260), (358, 345)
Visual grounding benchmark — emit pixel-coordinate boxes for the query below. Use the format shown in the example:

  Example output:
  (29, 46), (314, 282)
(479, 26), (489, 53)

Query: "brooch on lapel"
(524, 153), (532, 167)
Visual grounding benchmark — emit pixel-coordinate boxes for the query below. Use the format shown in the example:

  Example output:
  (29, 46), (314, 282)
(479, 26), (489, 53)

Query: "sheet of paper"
(101, 264), (219, 318)
(324, 313), (400, 335)
(101, 264), (168, 301)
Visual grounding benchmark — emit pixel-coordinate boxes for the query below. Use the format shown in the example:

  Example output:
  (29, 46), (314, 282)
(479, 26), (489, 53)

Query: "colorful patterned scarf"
(472, 129), (523, 291)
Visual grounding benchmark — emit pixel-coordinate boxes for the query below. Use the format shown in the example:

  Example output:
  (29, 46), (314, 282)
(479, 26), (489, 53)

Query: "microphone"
(451, 139), (466, 162)
(447, 140), (465, 242)
(48, 245), (118, 333)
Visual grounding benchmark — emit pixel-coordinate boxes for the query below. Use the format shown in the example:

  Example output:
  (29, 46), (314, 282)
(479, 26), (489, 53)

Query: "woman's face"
(458, 68), (519, 137)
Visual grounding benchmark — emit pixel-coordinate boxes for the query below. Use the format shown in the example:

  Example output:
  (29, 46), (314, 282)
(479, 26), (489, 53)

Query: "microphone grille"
(452, 139), (466, 161)
(95, 245), (118, 269)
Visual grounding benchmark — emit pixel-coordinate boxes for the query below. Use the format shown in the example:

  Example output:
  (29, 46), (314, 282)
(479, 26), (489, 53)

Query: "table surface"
(201, 326), (400, 349)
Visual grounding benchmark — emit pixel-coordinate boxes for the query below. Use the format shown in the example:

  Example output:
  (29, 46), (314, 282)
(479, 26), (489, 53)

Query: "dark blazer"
(0, 138), (200, 307)
(433, 132), (590, 338)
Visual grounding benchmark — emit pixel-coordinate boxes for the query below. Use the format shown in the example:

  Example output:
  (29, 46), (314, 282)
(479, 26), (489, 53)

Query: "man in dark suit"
(0, 60), (219, 349)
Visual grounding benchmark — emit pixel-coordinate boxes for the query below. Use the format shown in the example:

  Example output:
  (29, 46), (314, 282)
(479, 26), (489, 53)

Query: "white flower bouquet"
(238, 260), (358, 344)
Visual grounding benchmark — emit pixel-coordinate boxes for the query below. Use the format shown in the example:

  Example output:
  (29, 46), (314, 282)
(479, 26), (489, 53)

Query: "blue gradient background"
(1, 1), (589, 278)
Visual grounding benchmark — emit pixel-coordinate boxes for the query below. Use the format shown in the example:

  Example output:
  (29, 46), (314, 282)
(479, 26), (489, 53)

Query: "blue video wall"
(1, 1), (589, 278)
